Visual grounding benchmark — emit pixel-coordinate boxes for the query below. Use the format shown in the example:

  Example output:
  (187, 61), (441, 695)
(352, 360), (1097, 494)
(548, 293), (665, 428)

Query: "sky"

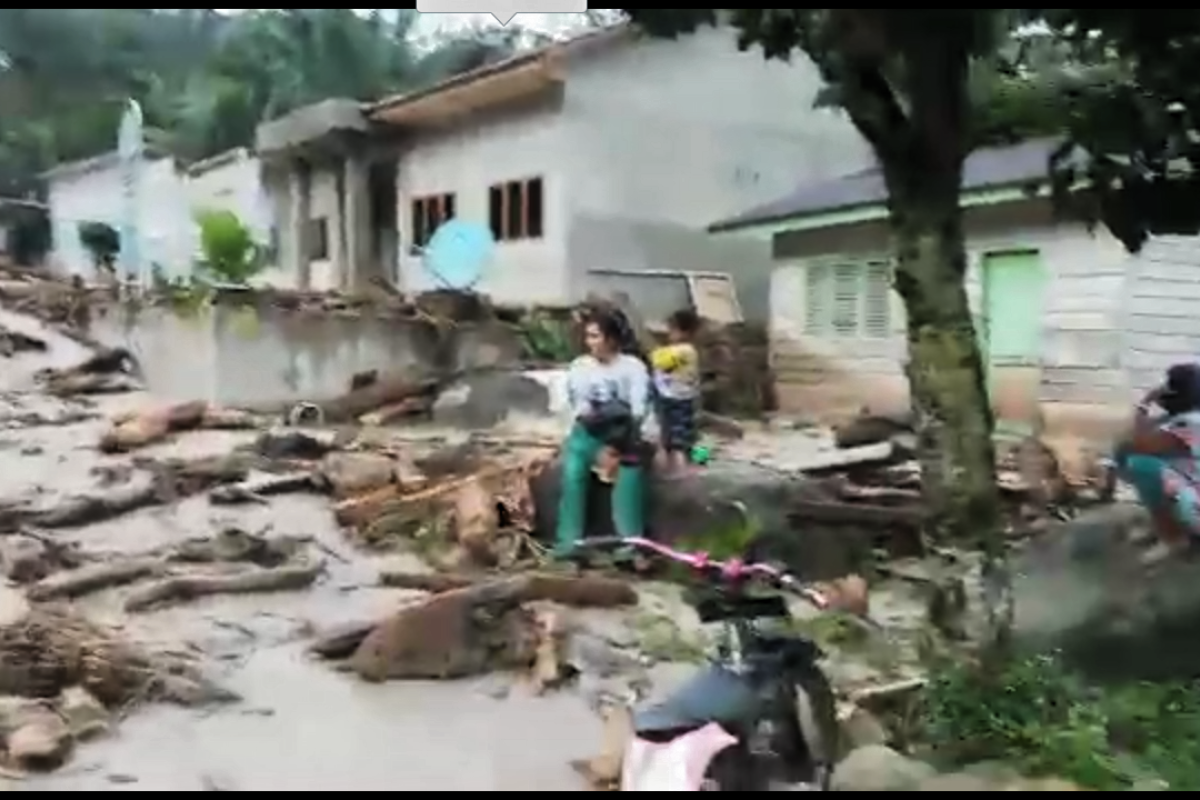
(214, 10), (594, 36)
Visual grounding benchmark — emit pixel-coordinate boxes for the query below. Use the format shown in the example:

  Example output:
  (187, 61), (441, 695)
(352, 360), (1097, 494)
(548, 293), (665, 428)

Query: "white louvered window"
(804, 263), (832, 336)
(862, 260), (893, 338)
(803, 259), (894, 339)
(832, 262), (860, 335)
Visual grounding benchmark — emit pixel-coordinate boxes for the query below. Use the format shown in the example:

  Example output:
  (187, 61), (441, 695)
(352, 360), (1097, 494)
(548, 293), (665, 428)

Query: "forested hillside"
(0, 9), (548, 195)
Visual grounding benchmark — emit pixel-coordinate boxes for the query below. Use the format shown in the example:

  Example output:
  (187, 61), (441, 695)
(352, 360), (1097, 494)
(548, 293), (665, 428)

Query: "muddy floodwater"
(0, 310), (615, 791)
(0, 306), (890, 792)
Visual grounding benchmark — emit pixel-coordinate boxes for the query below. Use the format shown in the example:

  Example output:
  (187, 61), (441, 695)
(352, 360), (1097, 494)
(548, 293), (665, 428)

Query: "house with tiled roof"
(253, 23), (871, 317)
(713, 137), (1200, 442)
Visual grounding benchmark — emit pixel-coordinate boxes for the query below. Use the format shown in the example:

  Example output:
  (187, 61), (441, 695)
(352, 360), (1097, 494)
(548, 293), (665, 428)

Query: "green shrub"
(194, 209), (264, 285)
(919, 652), (1200, 790)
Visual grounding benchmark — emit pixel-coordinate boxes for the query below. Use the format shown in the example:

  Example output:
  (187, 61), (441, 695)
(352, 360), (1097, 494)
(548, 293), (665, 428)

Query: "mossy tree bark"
(839, 36), (1011, 649)
(887, 168), (1011, 647)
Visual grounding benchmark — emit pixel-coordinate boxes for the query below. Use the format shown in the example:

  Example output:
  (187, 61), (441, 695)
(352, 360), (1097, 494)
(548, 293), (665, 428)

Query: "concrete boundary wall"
(85, 304), (526, 407)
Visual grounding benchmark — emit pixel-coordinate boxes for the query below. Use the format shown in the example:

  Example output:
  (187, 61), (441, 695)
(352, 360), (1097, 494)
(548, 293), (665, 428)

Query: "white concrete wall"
(47, 155), (182, 280)
(395, 100), (570, 305)
(1122, 236), (1200, 393)
(560, 26), (870, 318)
(390, 26), (868, 312)
(564, 26), (869, 228)
(46, 149), (278, 284)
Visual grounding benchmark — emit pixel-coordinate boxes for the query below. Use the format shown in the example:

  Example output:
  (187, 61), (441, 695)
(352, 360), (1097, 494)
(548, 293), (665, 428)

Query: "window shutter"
(862, 261), (892, 338)
(832, 263), (860, 335)
(804, 264), (831, 335)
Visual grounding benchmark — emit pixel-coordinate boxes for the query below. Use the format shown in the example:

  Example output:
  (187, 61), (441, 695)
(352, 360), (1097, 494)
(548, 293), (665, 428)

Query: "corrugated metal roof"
(710, 138), (1061, 233)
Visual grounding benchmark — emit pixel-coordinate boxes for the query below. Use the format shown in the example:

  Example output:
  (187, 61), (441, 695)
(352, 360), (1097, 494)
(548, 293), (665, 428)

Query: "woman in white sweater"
(554, 308), (651, 557)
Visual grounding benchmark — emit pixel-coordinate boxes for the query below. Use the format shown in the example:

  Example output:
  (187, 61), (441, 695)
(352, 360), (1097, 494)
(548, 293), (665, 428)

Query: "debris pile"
(696, 321), (774, 418)
(16, 527), (323, 614)
(805, 412), (1109, 550)
(0, 596), (231, 771)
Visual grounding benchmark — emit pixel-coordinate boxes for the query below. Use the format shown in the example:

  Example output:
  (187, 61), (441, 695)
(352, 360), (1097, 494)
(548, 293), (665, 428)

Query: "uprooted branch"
(99, 402), (257, 453)
(123, 560), (326, 613)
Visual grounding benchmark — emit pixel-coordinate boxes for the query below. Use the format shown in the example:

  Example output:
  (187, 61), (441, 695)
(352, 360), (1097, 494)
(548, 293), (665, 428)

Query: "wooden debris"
(27, 559), (163, 602)
(123, 560), (325, 613)
(98, 401), (209, 453)
(30, 481), (161, 529)
(209, 471), (316, 505)
(0, 326), (46, 357)
(302, 376), (440, 425)
(378, 571), (476, 592)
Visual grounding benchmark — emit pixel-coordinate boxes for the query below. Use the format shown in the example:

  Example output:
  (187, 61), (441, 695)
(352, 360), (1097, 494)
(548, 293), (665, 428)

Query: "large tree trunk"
(822, 21), (1011, 648)
(884, 163), (1010, 648)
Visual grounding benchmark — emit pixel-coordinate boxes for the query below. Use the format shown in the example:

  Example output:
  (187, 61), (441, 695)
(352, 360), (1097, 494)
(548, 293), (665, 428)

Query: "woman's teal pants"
(555, 424), (646, 553)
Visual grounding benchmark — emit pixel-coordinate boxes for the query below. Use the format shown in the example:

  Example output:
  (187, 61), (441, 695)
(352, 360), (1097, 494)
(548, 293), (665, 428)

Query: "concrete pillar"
(343, 154), (371, 290)
(285, 162), (311, 290)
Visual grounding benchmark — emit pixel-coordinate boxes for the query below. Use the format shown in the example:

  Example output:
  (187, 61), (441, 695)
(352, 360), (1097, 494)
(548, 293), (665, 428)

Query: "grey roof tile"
(710, 138), (1060, 232)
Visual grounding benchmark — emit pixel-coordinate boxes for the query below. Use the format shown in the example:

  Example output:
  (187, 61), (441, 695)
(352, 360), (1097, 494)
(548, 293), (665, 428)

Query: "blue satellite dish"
(421, 220), (494, 291)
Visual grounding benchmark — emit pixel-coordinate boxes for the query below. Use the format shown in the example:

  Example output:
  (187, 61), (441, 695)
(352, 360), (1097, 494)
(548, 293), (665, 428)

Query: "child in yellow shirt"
(651, 309), (701, 474)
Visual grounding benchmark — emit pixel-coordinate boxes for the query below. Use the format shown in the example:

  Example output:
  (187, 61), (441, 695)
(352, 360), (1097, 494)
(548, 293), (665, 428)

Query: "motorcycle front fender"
(633, 665), (763, 735)
(620, 723), (738, 791)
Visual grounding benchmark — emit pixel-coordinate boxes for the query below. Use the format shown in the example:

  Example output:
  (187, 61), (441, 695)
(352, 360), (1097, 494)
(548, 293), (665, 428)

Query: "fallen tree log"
(66, 346), (139, 376)
(45, 373), (141, 397)
(347, 573), (635, 681)
(152, 454), (251, 496)
(358, 396), (434, 426)
(99, 401), (209, 453)
(39, 346), (142, 397)
(0, 326), (46, 357)
(31, 481), (161, 529)
(123, 560), (325, 612)
(285, 376), (441, 425)
(375, 571), (637, 607)
(333, 470), (490, 532)
(209, 472), (317, 506)
(27, 559), (163, 601)
(378, 571), (476, 593)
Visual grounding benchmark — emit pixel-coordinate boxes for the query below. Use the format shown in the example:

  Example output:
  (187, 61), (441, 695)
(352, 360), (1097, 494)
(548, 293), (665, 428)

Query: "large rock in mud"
(1008, 503), (1200, 680)
(530, 459), (872, 582)
(432, 370), (553, 429)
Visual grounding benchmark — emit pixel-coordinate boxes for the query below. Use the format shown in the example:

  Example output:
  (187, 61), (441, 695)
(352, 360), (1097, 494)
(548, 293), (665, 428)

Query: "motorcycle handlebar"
(571, 536), (831, 610)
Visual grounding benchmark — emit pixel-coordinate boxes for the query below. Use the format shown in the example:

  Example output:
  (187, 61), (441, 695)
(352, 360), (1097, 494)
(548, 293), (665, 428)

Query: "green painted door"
(981, 250), (1046, 365)
(981, 250), (1046, 431)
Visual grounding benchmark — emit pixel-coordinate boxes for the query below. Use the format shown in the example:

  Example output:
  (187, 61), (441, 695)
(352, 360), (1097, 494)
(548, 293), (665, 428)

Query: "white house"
(44, 147), (271, 283)
(712, 137), (1200, 444)
(254, 24), (872, 319)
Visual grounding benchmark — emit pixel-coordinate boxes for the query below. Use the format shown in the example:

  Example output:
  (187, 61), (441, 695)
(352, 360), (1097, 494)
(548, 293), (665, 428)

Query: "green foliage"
(0, 9), (552, 191)
(77, 221), (119, 269)
(194, 209), (263, 285)
(517, 312), (574, 362)
(920, 653), (1200, 790)
(677, 501), (760, 561)
(150, 265), (213, 317)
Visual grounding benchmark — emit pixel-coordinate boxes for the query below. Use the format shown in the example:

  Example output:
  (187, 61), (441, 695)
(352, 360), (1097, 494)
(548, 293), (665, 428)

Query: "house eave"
(368, 52), (565, 129)
(709, 182), (1050, 239)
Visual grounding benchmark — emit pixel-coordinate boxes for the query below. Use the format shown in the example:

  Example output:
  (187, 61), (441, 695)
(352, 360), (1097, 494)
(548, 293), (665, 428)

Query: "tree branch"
(839, 62), (914, 162)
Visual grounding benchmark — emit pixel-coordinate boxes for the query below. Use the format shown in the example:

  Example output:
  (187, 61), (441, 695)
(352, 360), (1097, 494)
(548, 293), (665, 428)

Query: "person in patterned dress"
(1116, 362), (1200, 564)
